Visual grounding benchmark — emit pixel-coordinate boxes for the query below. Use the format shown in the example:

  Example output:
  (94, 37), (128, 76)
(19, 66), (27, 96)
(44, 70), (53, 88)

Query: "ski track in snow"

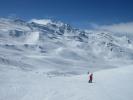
(0, 65), (133, 100)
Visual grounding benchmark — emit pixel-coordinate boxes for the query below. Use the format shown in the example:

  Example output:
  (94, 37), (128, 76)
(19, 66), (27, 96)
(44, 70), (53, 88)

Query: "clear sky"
(0, 0), (133, 29)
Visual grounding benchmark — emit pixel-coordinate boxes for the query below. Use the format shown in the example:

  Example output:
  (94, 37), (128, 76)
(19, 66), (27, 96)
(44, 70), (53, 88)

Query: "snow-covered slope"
(0, 18), (133, 100)
(0, 18), (133, 74)
(0, 63), (133, 100)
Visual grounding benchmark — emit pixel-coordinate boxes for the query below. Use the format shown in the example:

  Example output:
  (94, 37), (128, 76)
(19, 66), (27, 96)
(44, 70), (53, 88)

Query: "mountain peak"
(29, 19), (64, 27)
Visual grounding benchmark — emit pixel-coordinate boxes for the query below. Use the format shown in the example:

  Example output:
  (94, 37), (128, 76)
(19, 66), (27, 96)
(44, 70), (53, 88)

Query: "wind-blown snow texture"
(0, 18), (133, 100)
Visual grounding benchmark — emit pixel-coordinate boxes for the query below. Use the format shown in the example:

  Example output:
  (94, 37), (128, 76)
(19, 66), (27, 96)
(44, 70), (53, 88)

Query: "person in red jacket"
(89, 73), (93, 83)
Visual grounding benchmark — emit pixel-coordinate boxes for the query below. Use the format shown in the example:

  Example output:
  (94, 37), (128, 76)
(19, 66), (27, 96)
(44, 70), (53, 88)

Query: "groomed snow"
(0, 65), (133, 100)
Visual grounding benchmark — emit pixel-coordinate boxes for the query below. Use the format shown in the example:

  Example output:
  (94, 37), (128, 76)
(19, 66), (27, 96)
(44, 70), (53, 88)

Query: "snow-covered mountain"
(0, 18), (133, 73)
(1, 18), (133, 100)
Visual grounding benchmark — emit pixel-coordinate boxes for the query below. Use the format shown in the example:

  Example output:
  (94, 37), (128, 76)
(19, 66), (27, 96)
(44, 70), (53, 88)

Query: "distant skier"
(88, 73), (93, 83)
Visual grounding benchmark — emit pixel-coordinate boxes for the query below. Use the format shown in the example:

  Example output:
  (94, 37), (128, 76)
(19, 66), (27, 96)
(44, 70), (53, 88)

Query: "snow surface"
(0, 65), (133, 100)
(0, 18), (133, 100)
(26, 31), (39, 44)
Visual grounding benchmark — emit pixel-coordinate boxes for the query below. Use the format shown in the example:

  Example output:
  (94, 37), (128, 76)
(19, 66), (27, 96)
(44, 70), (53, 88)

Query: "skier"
(88, 73), (93, 83)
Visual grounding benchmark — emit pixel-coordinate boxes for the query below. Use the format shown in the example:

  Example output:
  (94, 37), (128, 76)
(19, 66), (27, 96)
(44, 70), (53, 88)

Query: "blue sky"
(0, 0), (133, 29)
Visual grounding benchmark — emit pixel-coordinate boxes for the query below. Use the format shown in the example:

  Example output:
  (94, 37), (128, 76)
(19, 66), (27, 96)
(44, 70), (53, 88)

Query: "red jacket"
(89, 74), (93, 80)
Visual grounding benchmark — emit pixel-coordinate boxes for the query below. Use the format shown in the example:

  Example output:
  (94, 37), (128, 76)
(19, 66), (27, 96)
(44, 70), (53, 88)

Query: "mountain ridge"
(0, 18), (133, 73)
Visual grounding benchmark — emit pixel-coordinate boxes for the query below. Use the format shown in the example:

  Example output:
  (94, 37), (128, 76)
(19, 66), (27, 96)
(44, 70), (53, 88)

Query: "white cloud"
(95, 22), (133, 33)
